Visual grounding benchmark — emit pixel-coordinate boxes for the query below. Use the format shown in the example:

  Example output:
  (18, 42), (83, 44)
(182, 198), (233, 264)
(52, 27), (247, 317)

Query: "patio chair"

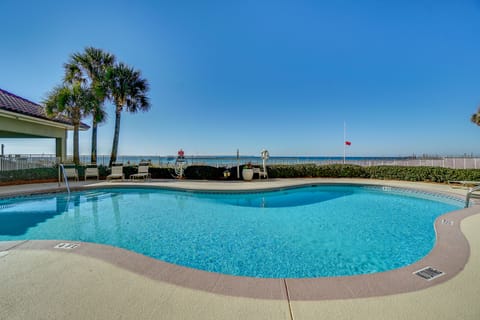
(130, 162), (151, 181)
(466, 185), (480, 207)
(253, 167), (268, 179)
(107, 163), (125, 181)
(63, 165), (79, 182)
(448, 180), (480, 189)
(84, 164), (99, 181)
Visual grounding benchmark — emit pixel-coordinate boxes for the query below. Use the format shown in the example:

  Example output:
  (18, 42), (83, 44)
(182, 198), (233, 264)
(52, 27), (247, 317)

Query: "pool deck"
(0, 178), (479, 319)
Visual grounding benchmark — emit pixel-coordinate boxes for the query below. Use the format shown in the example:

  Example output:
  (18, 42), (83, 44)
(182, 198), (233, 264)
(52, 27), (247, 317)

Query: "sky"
(1, 0), (480, 157)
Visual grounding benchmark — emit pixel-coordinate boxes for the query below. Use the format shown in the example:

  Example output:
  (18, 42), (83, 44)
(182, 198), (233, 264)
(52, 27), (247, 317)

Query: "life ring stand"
(173, 149), (187, 179)
(261, 149), (269, 160)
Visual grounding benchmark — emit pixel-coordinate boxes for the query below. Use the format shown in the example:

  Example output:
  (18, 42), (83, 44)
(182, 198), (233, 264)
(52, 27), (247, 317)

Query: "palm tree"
(106, 62), (150, 167)
(44, 83), (95, 165)
(64, 47), (115, 163)
(472, 107), (480, 126)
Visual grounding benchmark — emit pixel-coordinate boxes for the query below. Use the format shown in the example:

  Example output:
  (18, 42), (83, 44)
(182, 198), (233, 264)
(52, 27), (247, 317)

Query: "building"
(0, 88), (89, 160)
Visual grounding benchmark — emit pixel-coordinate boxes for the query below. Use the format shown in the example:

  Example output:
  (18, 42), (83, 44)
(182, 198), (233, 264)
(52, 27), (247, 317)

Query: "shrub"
(0, 167), (58, 183)
(266, 164), (480, 183)
(184, 165), (225, 180)
(268, 164), (369, 178)
(122, 165), (175, 179)
(2, 164), (480, 184)
(366, 166), (480, 183)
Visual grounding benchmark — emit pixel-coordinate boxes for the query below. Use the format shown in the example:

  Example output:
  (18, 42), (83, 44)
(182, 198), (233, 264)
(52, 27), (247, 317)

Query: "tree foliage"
(105, 62), (150, 166)
(64, 47), (116, 163)
(472, 107), (480, 126)
(43, 83), (96, 164)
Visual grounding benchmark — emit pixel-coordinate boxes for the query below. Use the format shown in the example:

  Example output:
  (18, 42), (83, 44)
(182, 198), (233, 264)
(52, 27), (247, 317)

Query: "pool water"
(0, 185), (462, 278)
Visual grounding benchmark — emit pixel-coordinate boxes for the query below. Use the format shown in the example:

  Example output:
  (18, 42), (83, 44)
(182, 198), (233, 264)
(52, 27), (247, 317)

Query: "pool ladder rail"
(58, 164), (71, 196)
(465, 185), (480, 208)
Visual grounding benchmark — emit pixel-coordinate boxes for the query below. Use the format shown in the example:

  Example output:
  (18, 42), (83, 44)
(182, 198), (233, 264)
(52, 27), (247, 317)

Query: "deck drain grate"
(414, 266), (445, 281)
(54, 243), (80, 250)
(441, 219), (454, 226)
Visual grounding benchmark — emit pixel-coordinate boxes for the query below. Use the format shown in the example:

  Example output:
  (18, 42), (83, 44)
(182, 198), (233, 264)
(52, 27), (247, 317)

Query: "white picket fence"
(0, 155), (60, 171)
(335, 158), (479, 169)
(0, 154), (479, 171)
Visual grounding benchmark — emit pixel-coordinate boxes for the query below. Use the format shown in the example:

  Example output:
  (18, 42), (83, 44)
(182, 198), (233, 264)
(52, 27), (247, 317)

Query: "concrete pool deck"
(0, 178), (479, 319)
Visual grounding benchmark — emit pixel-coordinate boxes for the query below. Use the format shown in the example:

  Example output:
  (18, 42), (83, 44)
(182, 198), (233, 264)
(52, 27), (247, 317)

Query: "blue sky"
(1, 0), (479, 157)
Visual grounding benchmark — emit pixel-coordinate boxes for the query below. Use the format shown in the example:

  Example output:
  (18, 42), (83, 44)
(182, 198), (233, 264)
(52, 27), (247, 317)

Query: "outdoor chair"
(253, 167), (268, 179)
(130, 162), (151, 181)
(448, 180), (480, 189)
(107, 163), (125, 181)
(84, 164), (99, 181)
(63, 165), (79, 182)
(466, 185), (480, 207)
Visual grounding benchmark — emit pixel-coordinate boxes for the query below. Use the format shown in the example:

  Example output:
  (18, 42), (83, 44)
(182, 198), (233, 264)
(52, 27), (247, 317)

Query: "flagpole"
(343, 121), (346, 164)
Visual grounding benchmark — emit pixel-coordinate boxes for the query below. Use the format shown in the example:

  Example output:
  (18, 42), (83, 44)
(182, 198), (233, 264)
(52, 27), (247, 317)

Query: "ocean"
(82, 155), (411, 167)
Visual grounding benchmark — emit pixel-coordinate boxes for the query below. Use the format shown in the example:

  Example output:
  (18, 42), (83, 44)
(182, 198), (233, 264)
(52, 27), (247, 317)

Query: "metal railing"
(0, 154), (60, 171)
(76, 156), (480, 169)
(465, 185), (480, 208)
(1, 154), (479, 171)
(58, 164), (71, 195)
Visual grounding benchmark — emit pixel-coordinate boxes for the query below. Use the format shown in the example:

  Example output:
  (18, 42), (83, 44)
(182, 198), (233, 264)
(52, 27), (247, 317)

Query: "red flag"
(345, 141), (351, 146)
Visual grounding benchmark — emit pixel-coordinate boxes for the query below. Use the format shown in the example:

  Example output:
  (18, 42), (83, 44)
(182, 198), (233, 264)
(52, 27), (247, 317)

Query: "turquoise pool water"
(0, 185), (462, 278)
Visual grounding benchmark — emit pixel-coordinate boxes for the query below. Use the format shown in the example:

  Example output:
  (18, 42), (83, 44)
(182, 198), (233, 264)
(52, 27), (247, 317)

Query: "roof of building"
(0, 88), (89, 129)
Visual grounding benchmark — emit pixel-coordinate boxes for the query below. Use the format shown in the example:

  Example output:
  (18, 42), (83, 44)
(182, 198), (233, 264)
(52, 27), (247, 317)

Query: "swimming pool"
(0, 185), (462, 278)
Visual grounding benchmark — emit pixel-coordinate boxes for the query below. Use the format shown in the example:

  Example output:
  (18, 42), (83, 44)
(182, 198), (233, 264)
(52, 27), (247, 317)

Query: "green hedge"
(122, 166), (175, 179)
(184, 165), (226, 180)
(2, 164), (480, 184)
(366, 165), (480, 183)
(267, 164), (370, 178)
(0, 165), (111, 183)
(0, 167), (58, 183)
(267, 164), (480, 183)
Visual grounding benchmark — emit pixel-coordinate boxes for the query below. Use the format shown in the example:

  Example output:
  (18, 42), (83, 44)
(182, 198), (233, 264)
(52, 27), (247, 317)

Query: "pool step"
(82, 191), (115, 201)
(0, 203), (13, 210)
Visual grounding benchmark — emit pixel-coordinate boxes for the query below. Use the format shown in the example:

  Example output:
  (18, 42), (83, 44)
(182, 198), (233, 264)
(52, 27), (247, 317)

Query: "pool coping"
(1, 178), (479, 301)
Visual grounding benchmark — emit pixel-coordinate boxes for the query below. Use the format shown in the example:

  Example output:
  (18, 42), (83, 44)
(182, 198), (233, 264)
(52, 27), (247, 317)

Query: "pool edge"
(1, 178), (478, 300)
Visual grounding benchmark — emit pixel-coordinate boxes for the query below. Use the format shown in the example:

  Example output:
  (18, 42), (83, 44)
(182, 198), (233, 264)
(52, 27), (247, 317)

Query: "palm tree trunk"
(109, 108), (122, 167)
(91, 121), (98, 163)
(73, 123), (80, 165)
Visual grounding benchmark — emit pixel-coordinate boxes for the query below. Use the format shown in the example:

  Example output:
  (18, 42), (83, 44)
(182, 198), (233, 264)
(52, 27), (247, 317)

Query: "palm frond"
(472, 108), (480, 126)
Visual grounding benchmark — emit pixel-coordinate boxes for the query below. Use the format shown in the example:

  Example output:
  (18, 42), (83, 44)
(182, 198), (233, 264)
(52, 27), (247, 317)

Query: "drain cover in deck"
(414, 266), (445, 281)
(54, 243), (80, 250)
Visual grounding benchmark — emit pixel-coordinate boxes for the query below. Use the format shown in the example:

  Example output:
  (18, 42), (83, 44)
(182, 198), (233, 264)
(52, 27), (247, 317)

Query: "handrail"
(465, 185), (480, 208)
(59, 164), (71, 196)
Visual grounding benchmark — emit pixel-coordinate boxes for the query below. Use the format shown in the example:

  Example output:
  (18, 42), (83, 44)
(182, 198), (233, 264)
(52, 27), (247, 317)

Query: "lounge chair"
(253, 167), (268, 179)
(107, 163), (124, 181)
(63, 165), (79, 182)
(448, 180), (480, 189)
(465, 185), (480, 207)
(130, 162), (151, 181)
(84, 164), (99, 181)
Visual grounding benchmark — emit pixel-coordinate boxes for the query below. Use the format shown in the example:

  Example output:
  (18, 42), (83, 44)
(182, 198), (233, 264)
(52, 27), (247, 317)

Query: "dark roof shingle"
(0, 88), (89, 129)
